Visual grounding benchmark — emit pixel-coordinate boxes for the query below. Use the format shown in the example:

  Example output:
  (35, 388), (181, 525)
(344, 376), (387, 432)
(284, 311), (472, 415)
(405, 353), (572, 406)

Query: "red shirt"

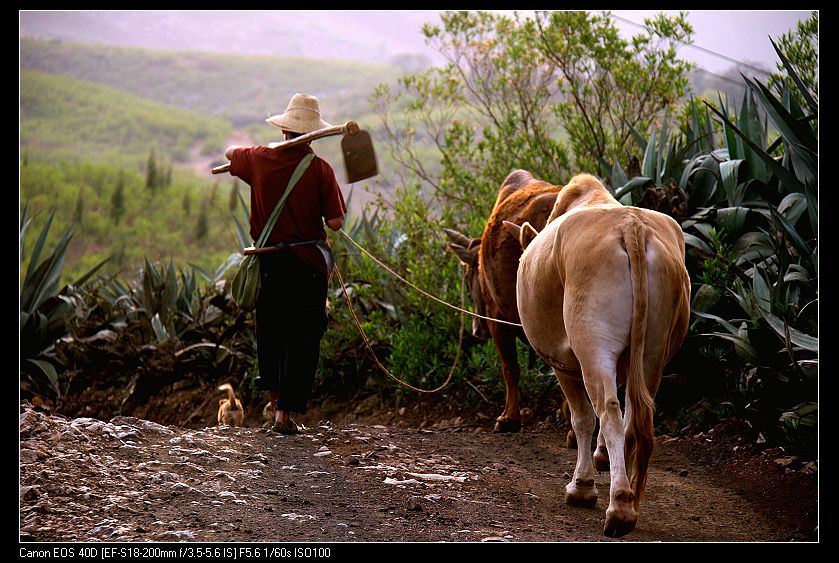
(229, 144), (346, 275)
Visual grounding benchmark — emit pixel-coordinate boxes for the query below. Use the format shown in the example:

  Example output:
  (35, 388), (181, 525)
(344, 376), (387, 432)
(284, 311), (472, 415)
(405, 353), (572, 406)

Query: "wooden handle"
(268, 120), (359, 149)
(242, 246), (282, 255)
(212, 121), (359, 175)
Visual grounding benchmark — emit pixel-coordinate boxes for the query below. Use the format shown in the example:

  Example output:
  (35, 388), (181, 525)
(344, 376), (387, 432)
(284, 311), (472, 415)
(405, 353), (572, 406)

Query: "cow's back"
(525, 204), (690, 375)
(481, 172), (562, 323)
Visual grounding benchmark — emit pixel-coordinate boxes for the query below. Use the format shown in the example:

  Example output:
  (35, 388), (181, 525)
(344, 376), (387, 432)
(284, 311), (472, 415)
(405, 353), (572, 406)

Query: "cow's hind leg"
(584, 373), (637, 537)
(560, 398), (577, 448)
(563, 400), (606, 468)
(556, 371), (598, 508)
(599, 355), (629, 473)
(572, 350), (637, 537)
(593, 429), (610, 472)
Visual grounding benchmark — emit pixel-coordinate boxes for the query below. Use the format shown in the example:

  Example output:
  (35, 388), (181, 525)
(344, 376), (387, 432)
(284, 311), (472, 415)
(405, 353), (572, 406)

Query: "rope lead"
(332, 260), (463, 393)
(337, 229), (522, 328)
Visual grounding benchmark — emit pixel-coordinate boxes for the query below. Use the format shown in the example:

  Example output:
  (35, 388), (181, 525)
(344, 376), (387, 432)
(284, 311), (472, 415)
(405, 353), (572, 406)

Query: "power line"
(692, 66), (748, 90)
(609, 13), (775, 77)
(606, 13), (759, 91)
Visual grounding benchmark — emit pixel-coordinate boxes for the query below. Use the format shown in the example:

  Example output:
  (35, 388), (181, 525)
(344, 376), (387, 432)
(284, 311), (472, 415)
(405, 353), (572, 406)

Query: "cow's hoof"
(566, 429), (577, 449)
(593, 446), (610, 472)
(603, 507), (637, 538)
(494, 419), (521, 433)
(603, 489), (637, 537)
(565, 478), (598, 508)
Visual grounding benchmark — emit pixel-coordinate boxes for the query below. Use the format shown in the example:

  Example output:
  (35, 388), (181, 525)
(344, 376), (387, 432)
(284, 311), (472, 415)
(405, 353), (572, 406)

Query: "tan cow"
(505, 173), (690, 537)
(445, 170), (562, 432)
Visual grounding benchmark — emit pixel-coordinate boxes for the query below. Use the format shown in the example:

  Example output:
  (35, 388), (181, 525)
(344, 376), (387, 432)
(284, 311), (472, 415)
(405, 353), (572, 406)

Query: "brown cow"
(506, 173), (691, 537)
(444, 170), (562, 433)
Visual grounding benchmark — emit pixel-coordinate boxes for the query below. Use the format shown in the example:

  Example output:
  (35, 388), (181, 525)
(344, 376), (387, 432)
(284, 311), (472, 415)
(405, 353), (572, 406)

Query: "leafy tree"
(145, 147), (158, 193)
(768, 11), (818, 110)
(376, 10), (571, 233)
(182, 190), (192, 217)
(375, 10), (694, 227)
(110, 174), (126, 224)
(534, 10), (694, 174)
(72, 188), (85, 224)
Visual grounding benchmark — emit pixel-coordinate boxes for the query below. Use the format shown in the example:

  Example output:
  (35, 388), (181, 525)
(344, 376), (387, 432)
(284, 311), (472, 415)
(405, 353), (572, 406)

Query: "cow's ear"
(503, 220), (539, 250)
(448, 243), (476, 266)
(520, 222), (539, 248)
(503, 221), (522, 243)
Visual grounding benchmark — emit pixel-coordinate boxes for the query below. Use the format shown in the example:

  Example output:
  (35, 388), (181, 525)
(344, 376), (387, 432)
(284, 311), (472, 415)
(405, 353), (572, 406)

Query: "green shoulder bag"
(231, 154), (314, 311)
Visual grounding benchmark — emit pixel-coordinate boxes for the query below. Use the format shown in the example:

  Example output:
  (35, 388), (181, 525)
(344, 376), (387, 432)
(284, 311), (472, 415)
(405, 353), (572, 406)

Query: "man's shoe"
(271, 420), (301, 435)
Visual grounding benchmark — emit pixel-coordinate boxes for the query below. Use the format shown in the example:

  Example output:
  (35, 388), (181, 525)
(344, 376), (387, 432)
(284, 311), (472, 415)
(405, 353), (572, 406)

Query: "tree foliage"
(110, 173), (126, 224)
(535, 10), (694, 173)
(376, 10), (571, 235)
(375, 10), (695, 230)
(768, 11), (818, 105)
(146, 147), (159, 193)
(21, 159), (238, 283)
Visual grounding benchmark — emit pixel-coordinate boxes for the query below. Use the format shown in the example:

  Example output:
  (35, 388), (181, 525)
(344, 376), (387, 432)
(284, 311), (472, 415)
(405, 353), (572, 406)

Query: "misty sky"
(20, 10), (815, 76)
(611, 10), (814, 75)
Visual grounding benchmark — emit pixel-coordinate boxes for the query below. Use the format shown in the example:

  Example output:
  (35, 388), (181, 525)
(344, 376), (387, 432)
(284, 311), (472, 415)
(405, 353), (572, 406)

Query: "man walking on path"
(225, 93), (346, 434)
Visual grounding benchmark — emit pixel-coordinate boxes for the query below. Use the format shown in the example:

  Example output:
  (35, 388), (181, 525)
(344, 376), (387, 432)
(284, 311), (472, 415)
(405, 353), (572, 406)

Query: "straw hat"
(265, 93), (332, 134)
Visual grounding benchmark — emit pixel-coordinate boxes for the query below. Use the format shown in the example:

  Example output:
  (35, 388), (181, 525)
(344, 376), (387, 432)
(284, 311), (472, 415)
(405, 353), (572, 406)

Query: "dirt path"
(19, 402), (817, 543)
(185, 130), (254, 181)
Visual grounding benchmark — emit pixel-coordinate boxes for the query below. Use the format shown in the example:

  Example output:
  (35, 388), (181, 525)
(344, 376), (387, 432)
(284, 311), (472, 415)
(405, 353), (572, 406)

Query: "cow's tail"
(623, 219), (654, 511)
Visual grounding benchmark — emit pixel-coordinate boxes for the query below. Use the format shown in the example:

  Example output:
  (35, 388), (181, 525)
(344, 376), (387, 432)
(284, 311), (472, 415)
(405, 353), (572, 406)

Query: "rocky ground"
(19, 401), (817, 544)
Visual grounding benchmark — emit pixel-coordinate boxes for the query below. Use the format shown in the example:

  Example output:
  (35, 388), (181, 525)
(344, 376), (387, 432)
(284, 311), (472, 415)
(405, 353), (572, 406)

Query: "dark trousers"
(254, 251), (328, 414)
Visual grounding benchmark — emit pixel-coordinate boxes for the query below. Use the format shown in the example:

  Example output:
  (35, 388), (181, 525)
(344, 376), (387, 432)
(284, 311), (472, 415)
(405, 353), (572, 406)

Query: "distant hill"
(21, 69), (230, 166)
(20, 37), (405, 128)
(18, 39), (400, 284)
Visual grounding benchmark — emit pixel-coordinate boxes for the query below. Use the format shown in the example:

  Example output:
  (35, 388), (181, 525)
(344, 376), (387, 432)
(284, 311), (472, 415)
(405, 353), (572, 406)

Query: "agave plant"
(601, 40), (817, 449)
(599, 104), (716, 219)
(98, 257), (238, 349)
(48, 253), (255, 413)
(20, 204), (109, 396)
(694, 54), (815, 446)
